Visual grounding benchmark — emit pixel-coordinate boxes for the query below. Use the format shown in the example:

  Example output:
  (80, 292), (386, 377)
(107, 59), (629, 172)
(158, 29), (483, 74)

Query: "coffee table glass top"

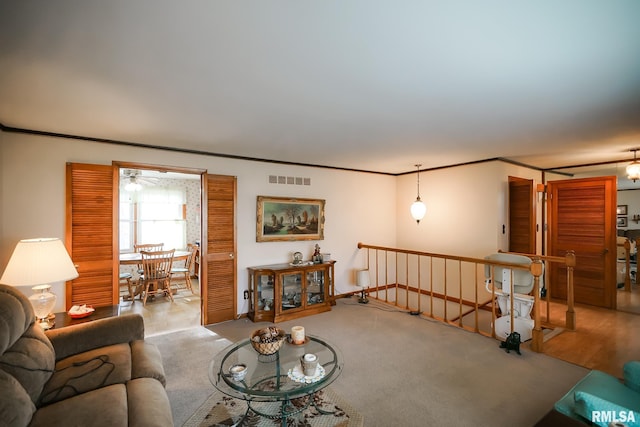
(209, 335), (343, 402)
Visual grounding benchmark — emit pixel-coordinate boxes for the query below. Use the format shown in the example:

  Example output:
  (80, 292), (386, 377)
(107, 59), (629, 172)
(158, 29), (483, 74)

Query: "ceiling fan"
(121, 169), (158, 191)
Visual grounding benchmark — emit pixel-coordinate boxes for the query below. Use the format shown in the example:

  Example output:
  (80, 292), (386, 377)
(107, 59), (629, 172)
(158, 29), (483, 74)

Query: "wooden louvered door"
(547, 176), (617, 308)
(65, 163), (117, 308)
(509, 176), (536, 254)
(203, 174), (237, 324)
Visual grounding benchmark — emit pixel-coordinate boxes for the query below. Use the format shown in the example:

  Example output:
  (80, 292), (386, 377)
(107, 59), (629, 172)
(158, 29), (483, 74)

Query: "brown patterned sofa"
(0, 284), (173, 426)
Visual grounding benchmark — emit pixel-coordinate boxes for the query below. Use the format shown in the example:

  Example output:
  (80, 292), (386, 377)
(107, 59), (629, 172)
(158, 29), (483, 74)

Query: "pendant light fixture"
(410, 164), (427, 224)
(124, 176), (143, 192)
(627, 149), (640, 182)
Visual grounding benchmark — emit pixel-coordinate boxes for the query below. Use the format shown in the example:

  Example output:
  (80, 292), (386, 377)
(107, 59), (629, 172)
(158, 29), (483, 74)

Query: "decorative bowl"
(250, 327), (286, 355)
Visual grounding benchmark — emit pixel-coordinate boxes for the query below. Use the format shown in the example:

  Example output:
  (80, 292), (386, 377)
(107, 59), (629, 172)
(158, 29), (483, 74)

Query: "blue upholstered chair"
(554, 361), (640, 427)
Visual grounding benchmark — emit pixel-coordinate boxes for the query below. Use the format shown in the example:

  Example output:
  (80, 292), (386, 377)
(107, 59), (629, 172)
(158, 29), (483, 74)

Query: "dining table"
(119, 250), (191, 265)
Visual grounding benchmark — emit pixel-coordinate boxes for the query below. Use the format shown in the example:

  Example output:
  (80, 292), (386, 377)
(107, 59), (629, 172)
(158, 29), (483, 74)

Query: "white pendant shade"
(627, 161), (640, 182)
(411, 198), (427, 223)
(410, 164), (427, 224)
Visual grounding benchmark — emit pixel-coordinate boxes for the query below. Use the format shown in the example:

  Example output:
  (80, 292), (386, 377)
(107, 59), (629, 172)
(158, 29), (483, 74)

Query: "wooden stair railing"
(356, 243), (576, 353)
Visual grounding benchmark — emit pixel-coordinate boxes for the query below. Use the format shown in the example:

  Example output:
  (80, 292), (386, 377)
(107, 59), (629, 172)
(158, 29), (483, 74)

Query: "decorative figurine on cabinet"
(312, 244), (322, 263)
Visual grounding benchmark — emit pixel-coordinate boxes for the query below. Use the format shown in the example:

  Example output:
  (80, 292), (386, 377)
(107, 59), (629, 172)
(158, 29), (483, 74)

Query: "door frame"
(113, 161), (208, 323)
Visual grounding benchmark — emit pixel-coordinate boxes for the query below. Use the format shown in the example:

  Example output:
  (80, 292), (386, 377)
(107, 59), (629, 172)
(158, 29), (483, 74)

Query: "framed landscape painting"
(257, 196), (325, 242)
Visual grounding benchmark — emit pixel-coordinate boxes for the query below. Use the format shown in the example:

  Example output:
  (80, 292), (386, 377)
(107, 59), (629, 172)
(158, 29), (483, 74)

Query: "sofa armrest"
(46, 314), (145, 361)
(624, 361), (640, 393)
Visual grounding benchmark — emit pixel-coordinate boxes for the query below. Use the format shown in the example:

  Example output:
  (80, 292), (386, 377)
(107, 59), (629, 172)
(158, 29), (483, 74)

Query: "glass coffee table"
(209, 334), (343, 426)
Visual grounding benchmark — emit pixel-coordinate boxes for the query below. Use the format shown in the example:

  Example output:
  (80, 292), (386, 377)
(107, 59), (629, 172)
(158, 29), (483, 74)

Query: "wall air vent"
(268, 175), (311, 185)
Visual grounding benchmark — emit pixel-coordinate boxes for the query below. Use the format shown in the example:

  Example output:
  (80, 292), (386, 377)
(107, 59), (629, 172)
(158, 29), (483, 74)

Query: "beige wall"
(616, 190), (640, 231)
(1, 131), (543, 314)
(395, 161), (543, 258)
(0, 131), (397, 313)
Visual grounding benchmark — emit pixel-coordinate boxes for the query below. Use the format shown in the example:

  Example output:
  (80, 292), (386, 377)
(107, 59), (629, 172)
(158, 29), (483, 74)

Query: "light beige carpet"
(183, 387), (364, 427)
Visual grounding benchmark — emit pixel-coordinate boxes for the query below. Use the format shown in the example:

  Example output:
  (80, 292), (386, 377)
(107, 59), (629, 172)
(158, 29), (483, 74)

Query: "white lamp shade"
(411, 199), (427, 222)
(627, 161), (640, 181)
(0, 238), (79, 286)
(356, 270), (371, 287)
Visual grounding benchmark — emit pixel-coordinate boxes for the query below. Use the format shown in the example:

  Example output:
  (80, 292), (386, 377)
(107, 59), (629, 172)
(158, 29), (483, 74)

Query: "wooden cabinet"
(247, 261), (335, 323)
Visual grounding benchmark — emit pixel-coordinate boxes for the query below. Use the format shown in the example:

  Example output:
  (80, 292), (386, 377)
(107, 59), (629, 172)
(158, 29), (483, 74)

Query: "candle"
(291, 326), (305, 344)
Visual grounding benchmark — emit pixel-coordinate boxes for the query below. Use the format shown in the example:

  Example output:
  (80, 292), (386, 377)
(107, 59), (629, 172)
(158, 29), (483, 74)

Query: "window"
(120, 187), (187, 251)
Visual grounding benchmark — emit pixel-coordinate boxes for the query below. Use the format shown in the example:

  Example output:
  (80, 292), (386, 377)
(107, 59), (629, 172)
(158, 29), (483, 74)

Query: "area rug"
(183, 387), (364, 427)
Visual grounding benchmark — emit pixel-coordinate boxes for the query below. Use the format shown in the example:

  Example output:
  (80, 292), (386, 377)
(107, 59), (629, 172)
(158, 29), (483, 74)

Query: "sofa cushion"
(574, 391), (640, 427)
(130, 340), (166, 386)
(0, 324), (55, 405)
(127, 378), (174, 427)
(29, 383), (129, 427)
(0, 369), (36, 427)
(39, 343), (132, 406)
(0, 285), (35, 354)
(0, 285), (55, 406)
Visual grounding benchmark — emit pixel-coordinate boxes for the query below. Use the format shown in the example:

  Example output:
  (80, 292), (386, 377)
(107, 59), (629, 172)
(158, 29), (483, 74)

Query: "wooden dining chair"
(170, 245), (198, 294)
(134, 243), (164, 274)
(139, 249), (175, 305)
(119, 272), (136, 302)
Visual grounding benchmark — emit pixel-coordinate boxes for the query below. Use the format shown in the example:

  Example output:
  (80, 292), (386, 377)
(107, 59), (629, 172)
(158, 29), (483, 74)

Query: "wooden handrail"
(357, 242), (576, 353)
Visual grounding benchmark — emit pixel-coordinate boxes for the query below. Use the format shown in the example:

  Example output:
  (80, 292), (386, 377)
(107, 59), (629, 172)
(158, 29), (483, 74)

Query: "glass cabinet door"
(306, 268), (325, 306)
(256, 272), (275, 312)
(281, 272), (302, 311)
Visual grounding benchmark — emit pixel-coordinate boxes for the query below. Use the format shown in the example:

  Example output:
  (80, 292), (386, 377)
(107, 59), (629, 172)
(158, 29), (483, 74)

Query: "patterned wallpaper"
(120, 176), (201, 247)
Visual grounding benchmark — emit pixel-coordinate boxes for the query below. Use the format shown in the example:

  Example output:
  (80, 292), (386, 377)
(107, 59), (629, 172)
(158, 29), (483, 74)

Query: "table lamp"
(356, 269), (370, 304)
(0, 238), (79, 329)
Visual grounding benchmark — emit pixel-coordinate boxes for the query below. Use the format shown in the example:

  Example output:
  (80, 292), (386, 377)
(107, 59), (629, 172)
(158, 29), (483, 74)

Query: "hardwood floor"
(128, 278), (640, 380)
(530, 293), (640, 379)
(617, 281), (640, 315)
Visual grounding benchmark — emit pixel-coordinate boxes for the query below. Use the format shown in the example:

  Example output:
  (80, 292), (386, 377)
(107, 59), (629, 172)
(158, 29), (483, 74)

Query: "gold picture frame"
(256, 196), (325, 242)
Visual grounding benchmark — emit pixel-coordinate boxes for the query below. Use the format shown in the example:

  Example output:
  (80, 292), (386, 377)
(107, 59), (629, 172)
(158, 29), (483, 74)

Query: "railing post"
(530, 257), (544, 353)
(565, 250), (577, 331)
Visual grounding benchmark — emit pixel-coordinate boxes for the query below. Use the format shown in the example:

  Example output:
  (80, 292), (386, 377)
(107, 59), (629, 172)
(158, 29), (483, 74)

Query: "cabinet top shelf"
(248, 260), (336, 273)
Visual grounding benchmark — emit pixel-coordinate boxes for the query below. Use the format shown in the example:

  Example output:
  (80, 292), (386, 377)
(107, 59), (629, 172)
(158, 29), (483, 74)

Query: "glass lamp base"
(29, 284), (57, 329)
(35, 316), (55, 330)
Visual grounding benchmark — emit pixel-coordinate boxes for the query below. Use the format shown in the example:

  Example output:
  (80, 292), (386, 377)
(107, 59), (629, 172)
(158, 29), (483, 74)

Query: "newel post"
(530, 257), (544, 353)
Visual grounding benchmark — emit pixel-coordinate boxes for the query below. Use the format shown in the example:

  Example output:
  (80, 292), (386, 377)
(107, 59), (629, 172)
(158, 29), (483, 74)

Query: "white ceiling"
(1, 1), (640, 174)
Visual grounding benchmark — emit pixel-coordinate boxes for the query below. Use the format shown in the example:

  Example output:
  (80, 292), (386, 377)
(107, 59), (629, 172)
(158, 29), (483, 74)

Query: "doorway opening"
(117, 166), (203, 335)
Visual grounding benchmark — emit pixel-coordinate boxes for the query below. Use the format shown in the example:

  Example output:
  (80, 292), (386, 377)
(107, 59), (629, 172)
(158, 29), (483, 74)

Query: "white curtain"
(120, 187), (187, 251)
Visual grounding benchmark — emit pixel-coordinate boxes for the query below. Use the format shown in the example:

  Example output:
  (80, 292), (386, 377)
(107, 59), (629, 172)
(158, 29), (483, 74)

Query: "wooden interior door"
(547, 176), (617, 308)
(65, 163), (117, 308)
(509, 176), (536, 254)
(203, 174), (237, 324)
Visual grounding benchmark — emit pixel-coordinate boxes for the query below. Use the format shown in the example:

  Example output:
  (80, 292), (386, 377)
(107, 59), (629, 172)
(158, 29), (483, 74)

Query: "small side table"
(52, 305), (121, 329)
